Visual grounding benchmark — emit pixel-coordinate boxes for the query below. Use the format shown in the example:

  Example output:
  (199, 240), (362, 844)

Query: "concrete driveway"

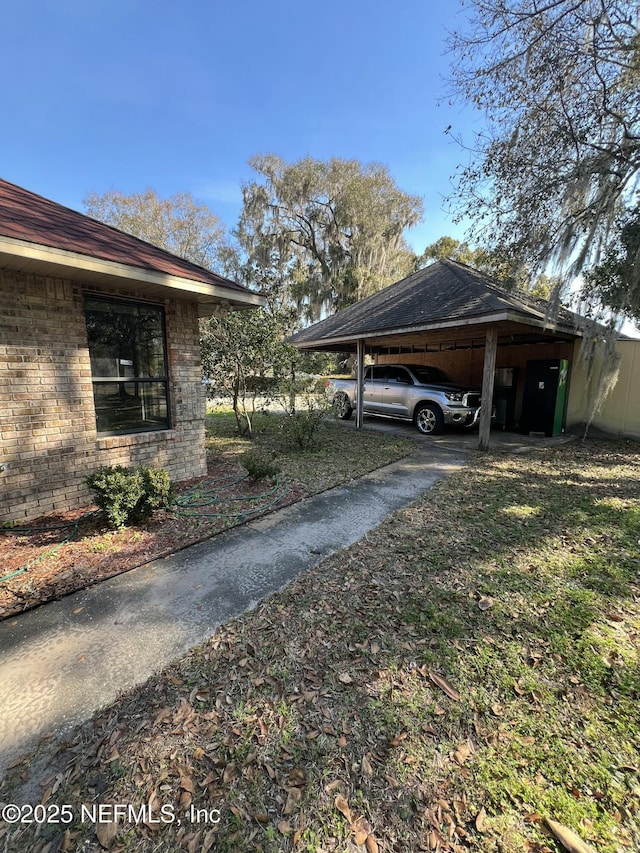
(337, 413), (577, 453)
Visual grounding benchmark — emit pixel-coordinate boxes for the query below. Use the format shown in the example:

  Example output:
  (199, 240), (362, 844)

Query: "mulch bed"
(0, 461), (305, 621)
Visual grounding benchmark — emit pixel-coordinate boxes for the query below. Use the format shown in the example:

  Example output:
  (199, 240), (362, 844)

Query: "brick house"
(0, 179), (264, 524)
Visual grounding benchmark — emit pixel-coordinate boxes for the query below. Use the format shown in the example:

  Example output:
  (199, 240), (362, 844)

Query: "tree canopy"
(236, 154), (423, 322)
(447, 0), (640, 309)
(83, 188), (229, 271)
(418, 235), (552, 293)
(585, 204), (640, 320)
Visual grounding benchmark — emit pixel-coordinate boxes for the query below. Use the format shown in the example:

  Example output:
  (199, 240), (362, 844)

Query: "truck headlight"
(445, 391), (464, 403)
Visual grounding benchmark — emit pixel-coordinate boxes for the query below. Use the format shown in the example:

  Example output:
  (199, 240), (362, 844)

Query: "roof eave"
(291, 310), (580, 350)
(0, 235), (266, 312)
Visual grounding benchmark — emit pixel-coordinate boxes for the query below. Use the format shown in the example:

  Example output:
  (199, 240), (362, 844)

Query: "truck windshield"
(412, 366), (453, 384)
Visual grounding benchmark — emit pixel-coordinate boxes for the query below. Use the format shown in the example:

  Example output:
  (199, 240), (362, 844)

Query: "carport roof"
(290, 259), (588, 351)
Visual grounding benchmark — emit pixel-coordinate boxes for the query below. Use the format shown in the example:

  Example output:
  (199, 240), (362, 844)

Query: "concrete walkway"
(0, 444), (468, 774)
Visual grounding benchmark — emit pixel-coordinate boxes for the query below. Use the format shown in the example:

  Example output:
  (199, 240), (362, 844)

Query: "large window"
(84, 296), (170, 435)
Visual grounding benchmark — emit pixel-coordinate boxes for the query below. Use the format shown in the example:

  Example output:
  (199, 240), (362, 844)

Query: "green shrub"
(85, 465), (173, 528)
(137, 466), (173, 519)
(241, 449), (281, 481)
(279, 391), (330, 451)
(281, 408), (327, 450)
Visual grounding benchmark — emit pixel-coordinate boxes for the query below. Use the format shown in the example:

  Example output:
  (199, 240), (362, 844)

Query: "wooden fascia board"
(0, 235), (266, 308)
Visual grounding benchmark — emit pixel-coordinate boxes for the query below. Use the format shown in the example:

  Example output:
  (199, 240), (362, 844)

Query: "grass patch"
(1, 439), (639, 852)
(205, 406), (414, 493)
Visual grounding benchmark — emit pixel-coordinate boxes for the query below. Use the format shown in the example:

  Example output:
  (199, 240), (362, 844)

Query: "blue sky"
(1, 0), (479, 255)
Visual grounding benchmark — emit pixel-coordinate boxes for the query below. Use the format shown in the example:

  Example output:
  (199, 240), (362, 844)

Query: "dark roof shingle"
(290, 259), (581, 344)
(0, 178), (249, 293)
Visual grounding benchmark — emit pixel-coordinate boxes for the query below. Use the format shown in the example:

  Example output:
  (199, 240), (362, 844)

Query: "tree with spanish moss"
(447, 0), (640, 312)
(237, 154), (423, 322)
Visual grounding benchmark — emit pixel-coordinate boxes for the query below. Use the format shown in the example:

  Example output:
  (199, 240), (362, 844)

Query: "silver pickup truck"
(325, 363), (482, 435)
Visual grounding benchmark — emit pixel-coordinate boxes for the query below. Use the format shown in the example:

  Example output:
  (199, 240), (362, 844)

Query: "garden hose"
(171, 474), (289, 518)
(0, 511), (101, 583)
(1, 474), (289, 584)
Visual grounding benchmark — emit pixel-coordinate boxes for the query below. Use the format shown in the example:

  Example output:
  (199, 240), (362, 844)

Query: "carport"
(290, 259), (585, 450)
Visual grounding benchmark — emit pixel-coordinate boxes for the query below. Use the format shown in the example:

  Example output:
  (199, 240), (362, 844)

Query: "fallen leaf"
(429, 671), (461, 702)
(277, 820), (293, 835)
(366, 834), (379, 853)
(334, 793), (353, 824)
(361, 753), (374, 777)
(145, 790), (161, 828)
(523, 812), (544, 824)
(478, 596), (494, 610)
(353, 816), (372, 845)
(390, 732), (408, 746)
(201, 829), (217, 853)
(338, 672), (353, 684)
(180, 775), (196, 794)
(475, 807), (486, 832)
(186, 832), (202, 853)
(96, 817), (118, 849)
(370, 641), (380, 654)
(229, 805), (246, 821)
(284, 787), (302, 814)
(222, 763), (236, 784)
(543, 818), (597, 853)
(454, 742), (472, 765)
(288, 767), (306, 786)
(354, 828), (369, 845)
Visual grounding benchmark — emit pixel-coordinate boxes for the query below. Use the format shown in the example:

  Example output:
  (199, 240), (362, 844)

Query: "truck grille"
(463, 393), (481, 408)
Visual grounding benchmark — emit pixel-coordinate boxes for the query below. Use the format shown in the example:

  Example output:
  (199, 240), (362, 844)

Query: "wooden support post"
(356, 339), (365, 430)
(478, 326), (498, 451)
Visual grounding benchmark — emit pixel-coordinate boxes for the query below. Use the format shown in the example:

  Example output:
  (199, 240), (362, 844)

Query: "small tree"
(200, 309), (296, 438)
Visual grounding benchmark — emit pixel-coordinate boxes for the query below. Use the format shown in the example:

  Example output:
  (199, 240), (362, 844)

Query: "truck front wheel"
(414, 403), (444, 435)
(334, 392), (353, 420)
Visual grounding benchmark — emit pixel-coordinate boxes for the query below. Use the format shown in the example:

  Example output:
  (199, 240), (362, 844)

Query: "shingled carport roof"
(290, 258), (583, 352)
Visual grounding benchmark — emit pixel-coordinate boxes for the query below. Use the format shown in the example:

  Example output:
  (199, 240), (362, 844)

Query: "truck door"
(379, 365), (413, 417)
(362, 366), (386, 413)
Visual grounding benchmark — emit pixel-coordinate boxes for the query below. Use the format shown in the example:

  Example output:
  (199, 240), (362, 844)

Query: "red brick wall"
(0, 270), (207, 523)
